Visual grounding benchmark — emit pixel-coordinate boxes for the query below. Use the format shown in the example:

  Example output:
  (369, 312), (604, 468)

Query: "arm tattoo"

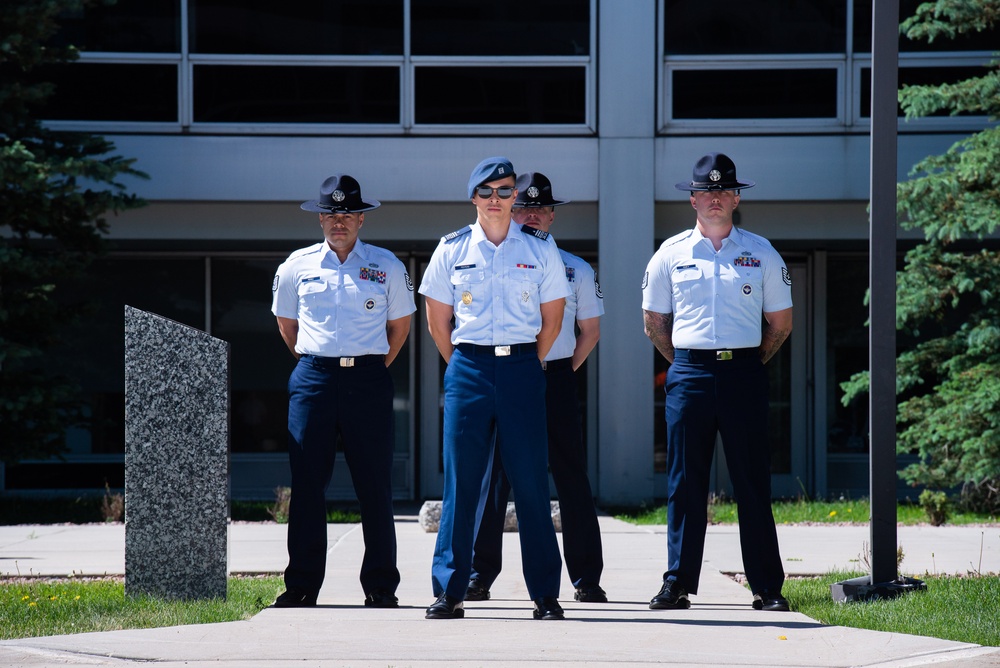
(759, 325), (790, 364)
(643, 311), (675, 363)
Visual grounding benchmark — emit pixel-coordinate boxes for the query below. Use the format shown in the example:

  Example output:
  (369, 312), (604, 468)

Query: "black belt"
(542, 357), (573, 372)
(301, 354), (384, 368)
(456, 342), (537, 357)
(674, 348), (758, 362)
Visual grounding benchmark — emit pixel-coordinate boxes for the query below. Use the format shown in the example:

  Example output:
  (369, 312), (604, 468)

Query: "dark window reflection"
(52, 258), (206, 455)
(412, 0), (589, 55)
(860, 66), (990, 117)
(664, 0), (847, 55)
(673, 69), (838, 119)
(854, 0), (1000, 52)
(826, 256), (869, 454)
(35, 63), (177, 122)
(416, 66), (586, 124)
(212, 259), (294, 454)
(193, 65), (399, 123)
(190, 0), (403, 55)
(52, 0), (180, 53)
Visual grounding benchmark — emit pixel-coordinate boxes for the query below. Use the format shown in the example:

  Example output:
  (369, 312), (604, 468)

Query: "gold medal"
(461, 291), (473, 305)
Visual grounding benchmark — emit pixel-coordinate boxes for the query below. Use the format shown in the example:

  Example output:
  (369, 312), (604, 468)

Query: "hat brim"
(674, 180), (755, 192)
(514, 199), (570, 208)
(300, 199), (381, 213)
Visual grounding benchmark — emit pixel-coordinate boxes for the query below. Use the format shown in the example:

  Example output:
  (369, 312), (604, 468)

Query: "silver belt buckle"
(540, 360), (547, 370)
(716, 350), (733, 361)
(494, 346), (511, 357)
(340, 357), (355, 367)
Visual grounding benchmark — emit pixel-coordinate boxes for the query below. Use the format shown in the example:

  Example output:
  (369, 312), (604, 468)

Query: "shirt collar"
(322, 239), (367, 264)
(471, 219), (520, 246)
(692, 225), (742, 250)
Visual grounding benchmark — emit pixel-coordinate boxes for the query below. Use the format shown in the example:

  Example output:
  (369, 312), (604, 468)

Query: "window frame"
(657, 0), (996, 135)
(42, 0), (597, 136)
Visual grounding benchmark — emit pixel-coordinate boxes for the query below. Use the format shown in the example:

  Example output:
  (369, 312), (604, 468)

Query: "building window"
(189, 0), (403, 55)
(858, 63), (991, 118)
(659, 0), (996, 134)
(671, 68), (838, 119)
(415, 66), (587, 125)
(853, 0), (1000, 53)
(35, 62), (178, 122)
(664, 0), (847, 55)
(53, 0), (181, 53)
(411, 1), (589, 56)
(43, 0), (594, 134)
(192, 65), (400, 124)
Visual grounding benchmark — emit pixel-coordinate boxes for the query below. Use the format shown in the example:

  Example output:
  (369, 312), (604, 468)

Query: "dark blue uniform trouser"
(664, 350), (784, 596)
(471, 358), (604, 589)
(284, 354), (400, 596)
(432, 344), (563, 601)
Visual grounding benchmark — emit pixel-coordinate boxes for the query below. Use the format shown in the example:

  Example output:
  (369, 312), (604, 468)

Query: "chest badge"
(742, 284), (753, 295)
(461, 291), (473, 305)
(365, 298), (376, 311)
(521, 290), (530, 303)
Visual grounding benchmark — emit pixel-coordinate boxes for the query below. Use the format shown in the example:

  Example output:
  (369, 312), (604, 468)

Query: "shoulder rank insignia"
(520, 225), (549, 241)
(444, 226), (473, 241)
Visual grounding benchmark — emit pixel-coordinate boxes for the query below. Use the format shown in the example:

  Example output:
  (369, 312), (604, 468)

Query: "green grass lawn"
(2, 573), (997, 647)
(781, 572), (1000, 647)
(1, 498), (997, 645)
(0, 576), (283, 641)
(611, 498), (999, 526)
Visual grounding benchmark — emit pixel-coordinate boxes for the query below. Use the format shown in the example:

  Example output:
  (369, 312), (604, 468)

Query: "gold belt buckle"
(494, 346), (511, 357)
(716, 350), (733, 361)
(340, 357), (355, 367)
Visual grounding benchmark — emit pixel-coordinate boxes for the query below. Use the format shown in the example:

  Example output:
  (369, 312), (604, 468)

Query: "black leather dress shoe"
(753, 592), (790, 611)
(465, 578), (491, 601)
(273, 588), (318, 608)
(649, 580), (690, 609)
(574, 584), (608, 603)
(532, 597), (565, 620)
(425, 593), (464, 619)
(364, 589), (399, 608)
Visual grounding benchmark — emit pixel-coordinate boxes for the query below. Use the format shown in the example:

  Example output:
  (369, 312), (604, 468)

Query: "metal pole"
(869, 0), (899, 586)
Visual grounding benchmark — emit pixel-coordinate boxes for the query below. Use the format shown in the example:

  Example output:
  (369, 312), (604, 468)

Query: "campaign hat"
(674, 152), (755, 191)
(468, 156), (516, 198)
(300, 174), (380, 213)
(513, 172), (569, 208)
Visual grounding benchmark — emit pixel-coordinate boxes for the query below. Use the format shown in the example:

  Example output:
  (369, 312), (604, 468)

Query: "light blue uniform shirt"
(641, 226), (792, 350)
(271, 240), (416, 357)
(546, 246), (604, 362)
(418, 220), (571, 346)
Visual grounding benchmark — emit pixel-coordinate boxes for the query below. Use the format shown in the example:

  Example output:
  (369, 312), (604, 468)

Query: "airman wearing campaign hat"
(467, 156), (516, 199)
(301, 174), (381, 213)
(674, 152), (755, 192)
(514, 172), (570, 208)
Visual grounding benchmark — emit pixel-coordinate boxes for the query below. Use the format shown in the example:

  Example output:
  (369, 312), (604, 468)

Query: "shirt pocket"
(297, 280), (333, 316)
(512, 266), (543, 314)
(672, 265), (705, 303)
(356, 282), (388, 318)
(450, 269), (487, 314)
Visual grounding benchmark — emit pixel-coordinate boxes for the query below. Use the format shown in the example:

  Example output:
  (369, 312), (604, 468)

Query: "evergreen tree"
(0, 0), (146, 464)
(843, 0), (1000, 512)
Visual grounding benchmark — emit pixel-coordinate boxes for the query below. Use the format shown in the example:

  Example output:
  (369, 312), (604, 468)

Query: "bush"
(918, 489), (949, 526)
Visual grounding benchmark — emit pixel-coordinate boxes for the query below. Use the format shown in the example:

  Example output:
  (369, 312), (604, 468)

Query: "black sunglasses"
(475, 186), (515, 199)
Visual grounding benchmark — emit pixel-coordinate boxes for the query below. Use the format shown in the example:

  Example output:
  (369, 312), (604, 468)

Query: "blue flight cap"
(467, 156), (515, 199)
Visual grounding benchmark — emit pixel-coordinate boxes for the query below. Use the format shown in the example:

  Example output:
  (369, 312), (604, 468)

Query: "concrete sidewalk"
(1, 516), (998, 667)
